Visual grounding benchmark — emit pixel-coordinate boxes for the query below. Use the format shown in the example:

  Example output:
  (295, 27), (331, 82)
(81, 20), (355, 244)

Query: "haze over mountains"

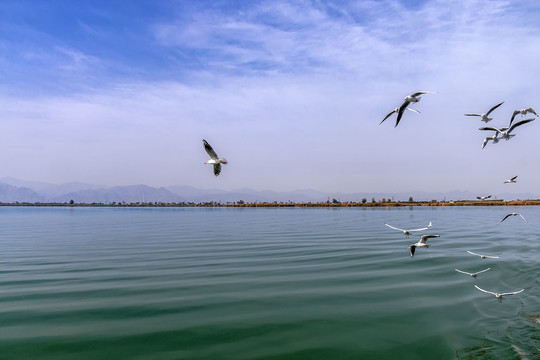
(0, 177), (539, 204)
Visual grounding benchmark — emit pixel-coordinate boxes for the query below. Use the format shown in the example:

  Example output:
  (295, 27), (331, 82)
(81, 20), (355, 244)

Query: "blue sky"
(1, 0), (540, 194)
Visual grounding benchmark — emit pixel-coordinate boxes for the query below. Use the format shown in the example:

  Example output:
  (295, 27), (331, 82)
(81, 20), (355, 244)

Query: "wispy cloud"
(2, 1), (540, 193)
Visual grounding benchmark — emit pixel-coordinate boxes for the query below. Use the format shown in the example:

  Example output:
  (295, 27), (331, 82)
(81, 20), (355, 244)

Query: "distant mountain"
(0, 183), (44, 203)
(0, 177), (538, 204)
(52, 185), (186, 204)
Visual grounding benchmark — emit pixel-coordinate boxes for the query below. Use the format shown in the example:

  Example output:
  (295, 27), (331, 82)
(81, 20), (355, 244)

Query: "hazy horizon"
(1, 1), (540, 194)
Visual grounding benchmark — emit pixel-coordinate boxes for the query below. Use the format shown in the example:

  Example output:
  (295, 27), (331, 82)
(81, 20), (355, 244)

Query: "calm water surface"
(0, 206), (538, 359)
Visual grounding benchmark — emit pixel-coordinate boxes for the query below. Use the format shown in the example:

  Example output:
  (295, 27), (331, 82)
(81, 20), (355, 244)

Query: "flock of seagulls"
(383, 221), (525, 301)
(464, 101), (538, 149)
(201, 90), (531, 302)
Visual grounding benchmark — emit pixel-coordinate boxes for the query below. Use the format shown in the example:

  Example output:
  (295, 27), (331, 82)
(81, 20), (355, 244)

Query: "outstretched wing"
(518, 213), (527, 222)
(475, 268), (491, 274)
(380, 109), (397, 125)
(395, 101), (410, 127)
(455, 269), (472, 276)
(508, 118), (534, 134)
(409, 245), (416, 257)
(511, 175), (518, 181)
(203, 139), (219, 160)
(509, 110), (520, 126)
(485, 195), (492, 199)
(479, 126), (502, 133)
(385, 223), (405, 232)
(499, 289), (524, 296)
(486, 101), (504, 116)
(526, 107), (538, 116)
(419, 234), (439, 244)
(410, 91), (435, 97)
(465, 113), (481, 117)
(500, 214), (512, 222)
(467, 250), (482, 257)
(213, 163), (222, 176)
(474, 285), (496, 296)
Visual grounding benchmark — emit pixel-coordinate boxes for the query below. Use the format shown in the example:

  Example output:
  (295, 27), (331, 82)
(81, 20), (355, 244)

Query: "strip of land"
(2, 200), (540, 207)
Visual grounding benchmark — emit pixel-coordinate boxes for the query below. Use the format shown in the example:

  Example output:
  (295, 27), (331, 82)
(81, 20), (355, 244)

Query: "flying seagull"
(409, 234), (439, 257)
(467, 250), (499, 259)
(510, 107), (538, 126)
(380, 107), (420, 125)
(465, 101), (504, 123)
(203, 139), (228, 176)
(479, 118), (535, 141)
(392, 91), (436, 127)
(500, 213), (527, 223)
(481, 132), (501, 149)
(476, 195), (492, 201)
(384, 221), (432, 238)
(504, 175), (518, 184)
(474, 284), (524, 301)
(455, 268), (490, 278)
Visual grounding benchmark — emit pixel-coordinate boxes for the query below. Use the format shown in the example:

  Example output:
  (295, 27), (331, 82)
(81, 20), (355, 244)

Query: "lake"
(0, 206), (538, 359)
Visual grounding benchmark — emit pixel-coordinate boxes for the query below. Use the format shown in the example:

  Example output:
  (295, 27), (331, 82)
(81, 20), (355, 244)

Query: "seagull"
(479, 118), (535, 141)
(481, 133), (501, 149)
(474, 284), (524, 301)
(409, 234), (439, 257)
(510, 107), (538, 126)
(393, 91), (436, 127)
(380, 107), (420, 125)
(476, 195), (492, 201)
(384, 221), (432, 238)
(504, 175), (518, 184)
(455, 268), (490, 278)
(465, 101), (504, 123)
(500, 213), (527, 223)
(203, 139), (228, 176)
(467, 250), (499, 259)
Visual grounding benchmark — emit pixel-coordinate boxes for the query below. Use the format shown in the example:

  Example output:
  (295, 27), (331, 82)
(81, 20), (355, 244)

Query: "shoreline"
(2, 200), (540, 207)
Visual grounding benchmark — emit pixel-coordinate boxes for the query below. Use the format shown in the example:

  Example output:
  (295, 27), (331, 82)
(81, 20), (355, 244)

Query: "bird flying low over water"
(479, 118), (535, 141)
(384, 221), (432, 238)
(504, 175), (518, 184)
(510, 107), (538, 126)
(500, 213), (527, 223)
(385, 91), (436, 127)
(409, 234), (439, 257)
(465, 101), (504, 123)
(466, 251), (499, 259)
(474, 285), (524, 301)
(203, 139), (228, 176)
(476, 195), (492, 201)
(380, 107), (420, 125)
(455, 268), (490, 278)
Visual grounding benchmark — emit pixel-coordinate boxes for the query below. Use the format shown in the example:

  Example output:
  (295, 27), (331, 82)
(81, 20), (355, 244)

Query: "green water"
(0, 206), (538, 359)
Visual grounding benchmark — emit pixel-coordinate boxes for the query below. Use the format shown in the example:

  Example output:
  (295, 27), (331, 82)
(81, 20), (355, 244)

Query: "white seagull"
(467, 250), (499, 259)
(393, 91), (436, 127)
(384, 221), (432, 238)
(380, 107), (420, 125)
(203, 139), (228, 176)
(409, 234), (439, 257)
(500, 213), (527, 223)
(465, 101), (504, 123)
(510, 107), (538, 126)
(474, 284), (524, 301)
(481, 132), (501, 149)
(476, 195), (492, 201)
(455, 268), (490, 278)
(479, 118), (535, 141)
(504, 175), (518, 184)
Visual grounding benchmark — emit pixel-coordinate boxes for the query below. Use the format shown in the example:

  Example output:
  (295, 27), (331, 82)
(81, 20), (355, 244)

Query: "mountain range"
(0, 177), (539, 204)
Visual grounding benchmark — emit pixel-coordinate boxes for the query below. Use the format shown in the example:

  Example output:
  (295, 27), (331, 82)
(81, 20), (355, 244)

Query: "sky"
(1, 0), (540, 194)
